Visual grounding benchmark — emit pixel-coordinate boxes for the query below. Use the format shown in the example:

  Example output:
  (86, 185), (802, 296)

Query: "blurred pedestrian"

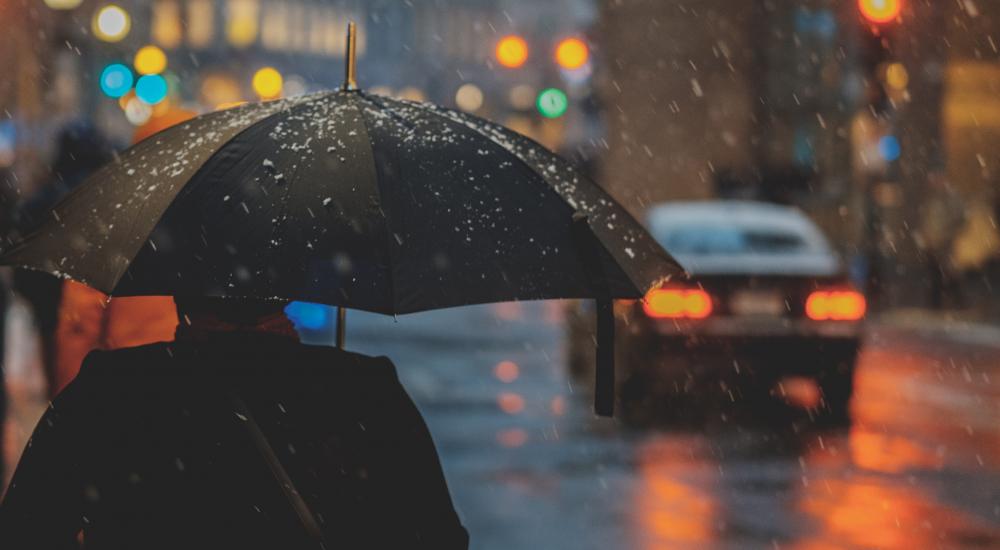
(0, 297), (468, 549)
(918, 170), (966, 310)
(17, 115), (197, 397)
(12, 121), (116, 397)
(0, 166), (16, 482)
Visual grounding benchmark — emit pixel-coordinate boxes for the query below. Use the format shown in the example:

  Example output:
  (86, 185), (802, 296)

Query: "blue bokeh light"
(285, 301), (331, 331)
(135, 74), (168, 105)
(100, 63), (133, 98)
(878, 135), (901, 161)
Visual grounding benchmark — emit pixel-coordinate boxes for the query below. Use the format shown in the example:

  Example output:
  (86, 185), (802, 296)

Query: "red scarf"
(174, 312), (299, 342)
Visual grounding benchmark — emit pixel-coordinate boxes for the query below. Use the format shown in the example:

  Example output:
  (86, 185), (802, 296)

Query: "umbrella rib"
(348, 94), (398, 315)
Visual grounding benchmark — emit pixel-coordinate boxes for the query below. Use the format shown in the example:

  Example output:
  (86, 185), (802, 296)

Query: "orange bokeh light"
(643, 288), (712, 319)
(806, 290), (867, 321)
(498, 392), (525, 414)
(495, 35), (529, 68)
(858, 0), (902, 24)
(494, 360), (520, 383)
(555, 37), (589, 70)
(497, 428), (528, 448)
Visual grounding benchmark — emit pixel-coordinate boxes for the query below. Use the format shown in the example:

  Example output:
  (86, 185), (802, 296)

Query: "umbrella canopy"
(1, 26), (682, 418)
(2, 92), (680, 313)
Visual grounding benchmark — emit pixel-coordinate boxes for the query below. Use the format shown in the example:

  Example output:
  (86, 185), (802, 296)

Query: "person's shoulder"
(79, 341), (178, 376)
(296, 343), (398, 378)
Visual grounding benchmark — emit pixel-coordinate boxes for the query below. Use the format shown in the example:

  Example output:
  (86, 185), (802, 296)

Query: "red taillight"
(643, 288), (713, 319)
(805, 290), (866, 321)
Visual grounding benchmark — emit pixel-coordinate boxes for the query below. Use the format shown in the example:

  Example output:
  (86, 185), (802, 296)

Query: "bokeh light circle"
(44, 0), (84, 10)
(455, 83), (484, 112)
(495, 35), (529, 68)
(858, 0), (901, 24)
(93, 4), (131, 42)
(536, 88), (568, 118)
(252, 67), (283, 99)
(134, 45), (168, 75)
(100, 63), (133, 98)
(555, 37), (589, 70)
(135, 74), (169, 105)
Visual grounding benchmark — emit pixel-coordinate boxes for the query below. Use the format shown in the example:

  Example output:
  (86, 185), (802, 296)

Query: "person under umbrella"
(0, 24), (682, 548)
(0, 296), (468, 549)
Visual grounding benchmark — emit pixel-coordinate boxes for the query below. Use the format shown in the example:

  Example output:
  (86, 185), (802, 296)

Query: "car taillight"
(805, 290), (866, 321)
(643, 288), (713, 319)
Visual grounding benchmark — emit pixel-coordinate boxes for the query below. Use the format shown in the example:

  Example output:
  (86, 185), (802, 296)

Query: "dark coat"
(0, 334), (468, 550)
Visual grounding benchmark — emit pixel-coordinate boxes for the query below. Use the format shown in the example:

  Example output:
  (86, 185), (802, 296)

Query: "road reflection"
(633, 337), (1000, 549)
(634, 437), (719, 549)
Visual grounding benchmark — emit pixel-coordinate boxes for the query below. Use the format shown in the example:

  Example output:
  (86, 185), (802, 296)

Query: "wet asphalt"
(346, 303), (1000, 550)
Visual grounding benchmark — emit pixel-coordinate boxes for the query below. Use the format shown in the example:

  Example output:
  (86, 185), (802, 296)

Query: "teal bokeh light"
(100, 63), (133, 98)
(135, 74), (168, 105)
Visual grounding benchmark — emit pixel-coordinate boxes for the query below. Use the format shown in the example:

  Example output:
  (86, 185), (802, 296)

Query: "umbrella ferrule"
(343, 21), (359, 91)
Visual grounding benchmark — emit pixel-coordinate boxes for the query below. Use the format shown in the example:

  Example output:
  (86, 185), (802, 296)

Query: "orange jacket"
(52, 107), (196, 394)
(53, 281), (177, 394)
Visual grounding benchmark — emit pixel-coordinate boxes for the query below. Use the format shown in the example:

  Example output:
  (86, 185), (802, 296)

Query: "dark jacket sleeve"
(0, 353), (97, 549)
(365, 357), (469, 550)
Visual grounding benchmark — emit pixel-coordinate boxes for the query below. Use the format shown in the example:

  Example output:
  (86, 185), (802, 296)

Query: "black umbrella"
(1, 24), (682, 416)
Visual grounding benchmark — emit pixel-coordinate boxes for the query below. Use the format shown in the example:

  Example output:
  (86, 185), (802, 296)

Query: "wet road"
(345, 303), (1000, 550)
(4, 302), (1000, 548)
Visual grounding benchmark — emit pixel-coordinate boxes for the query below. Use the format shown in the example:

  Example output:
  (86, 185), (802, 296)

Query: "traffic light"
(858, 0), (901, 24)
(536, 88), (568, 118)
(555, 38), (589, 70)
(495, 35), (529, 69)
(99, 63), (133, 98)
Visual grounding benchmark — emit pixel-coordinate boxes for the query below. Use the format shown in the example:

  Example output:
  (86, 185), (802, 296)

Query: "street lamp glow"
(93, 5), (131, 42)
(495, 35), (529, 69)
(100, 63), (133, 98)
(455, 83), (484, 112)
(858, 0), (902, 23)
(536, 88), (568, 118)
(252, 67), (283, 99)
(135, 74), (169, 105)
(555, 37), (589, 70)
(134, 45), (168, 75)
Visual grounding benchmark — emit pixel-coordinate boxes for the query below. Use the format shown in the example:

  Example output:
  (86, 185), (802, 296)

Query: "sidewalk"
(2, 298), (49, 487)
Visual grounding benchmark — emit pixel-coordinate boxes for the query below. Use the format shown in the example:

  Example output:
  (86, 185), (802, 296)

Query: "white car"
(567, 200), (864, 421)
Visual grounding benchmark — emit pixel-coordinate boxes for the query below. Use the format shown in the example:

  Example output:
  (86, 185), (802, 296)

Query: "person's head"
(174, 296), (290, 333)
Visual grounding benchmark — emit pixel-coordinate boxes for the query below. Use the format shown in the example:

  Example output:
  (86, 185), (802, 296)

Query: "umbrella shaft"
(336, 306), (346, 348)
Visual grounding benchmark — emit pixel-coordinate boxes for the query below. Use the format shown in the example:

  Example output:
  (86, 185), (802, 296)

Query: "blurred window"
(660, 227), (808, 255)
(152, 0), (182, 49)
(261, 2), (289, 50)
(226, 0), (259, 48)
(187, 0), (214, 48)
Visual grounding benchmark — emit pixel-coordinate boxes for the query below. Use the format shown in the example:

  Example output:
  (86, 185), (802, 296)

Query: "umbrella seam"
(350, 94), (398, 315)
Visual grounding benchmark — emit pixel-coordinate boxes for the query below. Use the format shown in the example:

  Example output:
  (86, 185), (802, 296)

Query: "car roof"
(648, 201), (823, 237)
(645, 200), (840, 276)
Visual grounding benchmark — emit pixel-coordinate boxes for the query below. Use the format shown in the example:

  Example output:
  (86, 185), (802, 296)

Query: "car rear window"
(660, 226), (809, 255)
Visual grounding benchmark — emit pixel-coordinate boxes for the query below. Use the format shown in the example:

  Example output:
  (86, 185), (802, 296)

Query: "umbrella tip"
(343, 21), (358, 91)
